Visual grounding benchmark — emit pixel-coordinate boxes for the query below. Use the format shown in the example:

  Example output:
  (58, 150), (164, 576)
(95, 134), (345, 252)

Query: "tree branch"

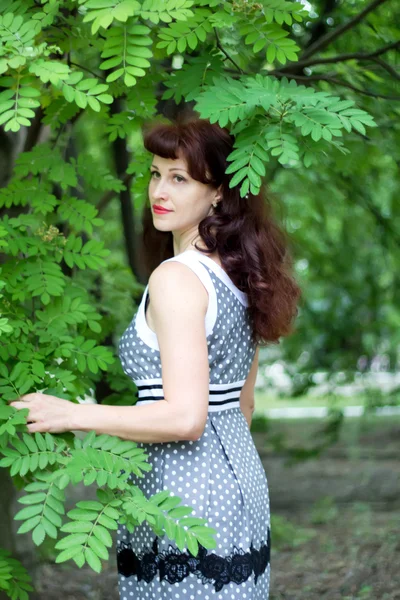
(360, 40), (400, 59)
(214, 28), (244, 74)
(273, 71), (400, 101)
(359, 196), (400, 247)
(369, 56), (400, 82)
(109, 97), (139, 277)
(274, 41), (400, 73)
(69, 62), (106, 80)
(300, 0), (392, 60)
(97, 172), (134, 214)
(22, 106), (45, 153)
(50, 108), (84, 150)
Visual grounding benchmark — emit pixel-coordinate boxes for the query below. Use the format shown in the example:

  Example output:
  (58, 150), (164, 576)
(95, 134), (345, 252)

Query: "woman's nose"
(152, 179), (168, 199)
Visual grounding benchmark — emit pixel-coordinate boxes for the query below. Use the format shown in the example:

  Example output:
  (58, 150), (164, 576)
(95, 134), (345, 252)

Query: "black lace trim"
(117, 528), (270, 593)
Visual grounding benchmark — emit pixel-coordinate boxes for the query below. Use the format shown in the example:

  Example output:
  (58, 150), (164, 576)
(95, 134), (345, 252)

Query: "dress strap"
(135, 252), (218, 351)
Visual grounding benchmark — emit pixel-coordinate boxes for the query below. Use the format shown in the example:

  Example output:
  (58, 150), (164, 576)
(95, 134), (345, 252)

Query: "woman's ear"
(215, 183), (223, 201)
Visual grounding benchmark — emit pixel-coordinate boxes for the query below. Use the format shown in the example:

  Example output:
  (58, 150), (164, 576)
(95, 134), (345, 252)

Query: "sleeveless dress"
(116, 249), (271, 599)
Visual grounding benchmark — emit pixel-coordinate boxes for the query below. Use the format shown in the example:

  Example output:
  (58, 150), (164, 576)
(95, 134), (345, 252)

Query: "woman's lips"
(153, 206), (173, 214)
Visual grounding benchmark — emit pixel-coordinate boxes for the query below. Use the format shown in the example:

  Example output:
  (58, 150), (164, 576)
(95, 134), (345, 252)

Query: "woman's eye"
(150, 171), (185, 183)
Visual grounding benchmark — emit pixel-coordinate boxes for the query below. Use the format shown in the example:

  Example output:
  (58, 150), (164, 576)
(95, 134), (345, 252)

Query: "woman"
(11, 118), (300, 599)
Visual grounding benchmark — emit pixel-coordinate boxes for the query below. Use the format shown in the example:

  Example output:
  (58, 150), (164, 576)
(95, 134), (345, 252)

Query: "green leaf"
(42, 517), (58, 539)
(164, 518), (176, 540)
(25, 481), (49, 492)
(98, 514), (118, 529)
(87, 96), (101, 112)
(84, 471), (98, 486)
(58, 473), (70, 489)
(92, 525), (113, 547)
(17, 515), (41, 534)
(195, 533), (217, 549)
(240, 177), (250, 197)
(175, 524), (186, 551)
(55, 545), (84, 563)
(18, 492), (46, 505)
(81, 431), (96, 449)
(22, 433), (37, 452)
(45, 432), (54, 451)
(229, 167), (248, 188)
(103, 506), (120, 519)
(100, 57), (122, 70)
(73, 552), (85, 568)
(46, 495), (65, 515)
(225, 156), (250, 173)
(20, 455), (30, 476)
(67, 509), (98, 521)
(186, 532), (199, 556)
(43, 505), (63, 527)
(29, 453), (39, 472)
(351, 120), (366, 135)
(266, 44), (276, 63)
(38, 454), (49, 469)
(15, 504), (43, 520)
(77, 500), (104, 512)
(250, 155), (266, 177)
(87, 535), (109, 560)
(85, 547), (102, 573)
(32, 523), (46, 546)
(247, 168), (261, 187)
(61, 521), (93, 533)
(168, 506), (194, 519)
(55, 533), (88, 550)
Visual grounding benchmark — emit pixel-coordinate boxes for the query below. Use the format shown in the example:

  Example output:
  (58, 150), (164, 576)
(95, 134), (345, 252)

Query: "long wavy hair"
(139, 117), (301, 346)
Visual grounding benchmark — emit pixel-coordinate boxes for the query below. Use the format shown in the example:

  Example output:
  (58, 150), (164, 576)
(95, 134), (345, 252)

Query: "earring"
(212, 201), (218, 208)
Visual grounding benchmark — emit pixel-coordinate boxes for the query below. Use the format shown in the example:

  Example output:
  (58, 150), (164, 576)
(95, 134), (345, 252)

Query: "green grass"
(250, 413), (400, 450)
(254, 391), (395, 411)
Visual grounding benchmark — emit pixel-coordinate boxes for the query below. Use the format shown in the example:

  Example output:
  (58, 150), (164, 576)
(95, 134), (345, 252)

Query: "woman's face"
(148, 153), (219, 234)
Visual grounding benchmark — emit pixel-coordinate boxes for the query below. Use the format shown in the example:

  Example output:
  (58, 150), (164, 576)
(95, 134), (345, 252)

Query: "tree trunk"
(0, 469), (17, 600)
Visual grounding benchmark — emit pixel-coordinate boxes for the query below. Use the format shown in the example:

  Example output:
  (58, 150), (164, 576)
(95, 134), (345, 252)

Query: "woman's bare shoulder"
(148, 260), (208, 312)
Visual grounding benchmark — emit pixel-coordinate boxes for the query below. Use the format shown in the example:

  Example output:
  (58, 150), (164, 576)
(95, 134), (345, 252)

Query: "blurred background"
(0, 0), (399, 598)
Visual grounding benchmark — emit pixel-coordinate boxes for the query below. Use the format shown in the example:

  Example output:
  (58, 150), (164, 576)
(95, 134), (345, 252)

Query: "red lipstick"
(153, 205), (173, 214)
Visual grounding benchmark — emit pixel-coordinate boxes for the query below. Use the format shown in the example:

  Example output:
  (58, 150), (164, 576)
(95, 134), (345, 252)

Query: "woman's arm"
(71, 399), (199, 442)
(72, 261), (211, 442)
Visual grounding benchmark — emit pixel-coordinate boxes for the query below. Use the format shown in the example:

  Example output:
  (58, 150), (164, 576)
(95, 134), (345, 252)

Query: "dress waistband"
(134, 378), (245, 413)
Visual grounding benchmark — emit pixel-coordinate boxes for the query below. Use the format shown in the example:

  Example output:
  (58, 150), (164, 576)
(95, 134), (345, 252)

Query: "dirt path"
(270, 507), (400, 600)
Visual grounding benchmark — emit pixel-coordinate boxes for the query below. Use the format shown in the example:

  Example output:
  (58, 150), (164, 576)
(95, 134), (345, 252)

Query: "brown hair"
(140, 117), (301, 346)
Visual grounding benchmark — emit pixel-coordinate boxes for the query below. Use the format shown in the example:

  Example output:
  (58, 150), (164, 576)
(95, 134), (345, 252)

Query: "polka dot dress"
(117, 250), (271, 599)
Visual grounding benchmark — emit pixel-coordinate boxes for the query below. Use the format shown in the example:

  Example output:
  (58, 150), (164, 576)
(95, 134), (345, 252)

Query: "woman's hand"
(9, 393), (75, 434)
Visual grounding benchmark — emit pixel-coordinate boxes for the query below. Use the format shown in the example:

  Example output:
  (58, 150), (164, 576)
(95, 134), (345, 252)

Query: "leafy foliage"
(0, 431), (217, 572)
(0, 0), (394, 594)
(0, 549), (33, 600)
(100, 23), (153, 87)
(237, 17), (301, 63)
(161, 52), (225, 103)
(0, 0), (377, 195)
(195, 74), (376, 172)
(138, 0), (194, 25)
(156, 8), (214, 55)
